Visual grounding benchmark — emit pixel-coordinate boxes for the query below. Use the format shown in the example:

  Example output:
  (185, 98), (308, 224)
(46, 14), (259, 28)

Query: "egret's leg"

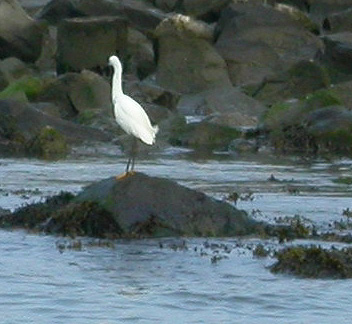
(130, 138), (138, 172)
(116, 138), (137, 180)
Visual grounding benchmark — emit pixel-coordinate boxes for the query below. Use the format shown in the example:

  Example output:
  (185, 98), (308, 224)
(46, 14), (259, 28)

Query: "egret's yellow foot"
(115, 171), (136, 180)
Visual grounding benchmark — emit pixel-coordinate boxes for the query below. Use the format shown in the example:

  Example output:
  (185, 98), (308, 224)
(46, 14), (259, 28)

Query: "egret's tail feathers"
(153, 125), (159, 136)
(139, 124), (159, 145)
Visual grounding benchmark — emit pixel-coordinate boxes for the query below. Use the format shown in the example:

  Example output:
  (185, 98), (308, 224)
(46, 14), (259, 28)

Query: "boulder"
(0, 0), (45, 63)
(215, 3), (323, 86)
(182, 0), (231, 20)
(155, 14), (231, 93)
(309, 0), (352, 25)
(0, 57), (32, 89)
(247, 60), (331, 105)
(168, 118), (241, 150)
(75, 172), (257, 237)
(38, 70), (112, 118)
(0, 99), (112, 155)
(126, 28), (156, 79)
(262, 88), (352, 155)
(323, 7), (352, 33)
(321, 32), (352, 74)
(177, 86), (267, 127)
(35, 0), (86, 25)
(56, 16), (128, 74)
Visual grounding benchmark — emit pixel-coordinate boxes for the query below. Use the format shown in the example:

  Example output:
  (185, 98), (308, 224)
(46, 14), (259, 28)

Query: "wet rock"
(215, 3), (323, 86)
(155, 14), (231, 93)
(263, 88), (352, 155)
(0, 173), (259, 238)
(228, 138), (257, 154)
(56, 16), (128, 74)
(0, 0), (45, 63)
(271, 245), (352, 279)
(321, 32), (352, 74)
(75, 172), (257, 237)
(169, 119), (240, 150)
(25, 125), (69, 159)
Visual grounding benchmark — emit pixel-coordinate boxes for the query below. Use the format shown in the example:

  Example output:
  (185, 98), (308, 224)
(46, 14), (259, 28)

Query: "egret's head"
(108, 55), (122, 71)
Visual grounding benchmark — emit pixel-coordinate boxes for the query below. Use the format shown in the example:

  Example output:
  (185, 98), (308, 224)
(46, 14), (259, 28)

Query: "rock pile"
(1, 0), (352, 158)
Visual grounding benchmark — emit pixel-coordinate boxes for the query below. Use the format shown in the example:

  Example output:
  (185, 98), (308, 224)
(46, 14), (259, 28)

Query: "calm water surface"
(0, 153), (352, 323)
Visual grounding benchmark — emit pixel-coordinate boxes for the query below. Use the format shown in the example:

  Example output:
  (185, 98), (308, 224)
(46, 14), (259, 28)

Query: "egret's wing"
(114, 94), (157, 144)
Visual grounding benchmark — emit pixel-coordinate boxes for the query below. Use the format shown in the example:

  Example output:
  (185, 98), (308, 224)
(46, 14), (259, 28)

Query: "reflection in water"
(0, 154), (352, 323)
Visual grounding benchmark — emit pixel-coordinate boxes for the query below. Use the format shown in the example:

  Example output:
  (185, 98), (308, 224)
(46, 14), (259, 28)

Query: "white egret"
(108, 55), (158, 179)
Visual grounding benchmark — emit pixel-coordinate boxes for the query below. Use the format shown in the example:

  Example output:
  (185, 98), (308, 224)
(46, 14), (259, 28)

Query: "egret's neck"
(112, 65), (123, 99)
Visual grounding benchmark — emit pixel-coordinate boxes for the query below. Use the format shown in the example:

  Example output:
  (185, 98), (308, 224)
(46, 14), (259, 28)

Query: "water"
(1, 153), (352, 323)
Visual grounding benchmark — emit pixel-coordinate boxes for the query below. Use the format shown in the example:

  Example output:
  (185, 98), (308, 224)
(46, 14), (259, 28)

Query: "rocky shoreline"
(1, 0), (352, 158)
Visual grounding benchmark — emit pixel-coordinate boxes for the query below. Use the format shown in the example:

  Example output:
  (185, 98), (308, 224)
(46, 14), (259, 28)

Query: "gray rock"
(75, 172), (257, 236)
(0, 0), (45, 62)
(323, 7), (352, 33)
(38, 70), (112, 118)
(215, 3), (323, 85)
(322, 32), (352, 74)
(0, 99), (111, 147)
(56, 16), (128, 74)
(177, 86), (266, 127)
(35, 0), (85, 25)
(155, 14), (231, 93)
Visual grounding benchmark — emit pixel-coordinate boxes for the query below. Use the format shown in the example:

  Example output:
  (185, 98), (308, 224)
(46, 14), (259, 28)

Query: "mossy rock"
(25, 126), (69, 159)
(302, 89), (342, 112)
(44, 201), (123, 238)
(169, 120), (240, 150)
(271, 245), (352, 278)
(0, 76), (45, 102)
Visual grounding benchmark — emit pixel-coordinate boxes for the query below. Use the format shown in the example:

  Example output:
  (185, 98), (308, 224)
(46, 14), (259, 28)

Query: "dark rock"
(25, 125), (69, 159)
(323, 7), (352, 33)
(56, 16), (128, 74)
(247, 60), (331, 105)
(0, 0), (45, 63)
(169, 119), (240, 150)
(0, 99), (112, 155)
(215, 3), (323, 86)
(75, 172), (257, 237)
(177, 86), (266, 127)
(0, 57), (32, 91)
(228, 138), (257, 154)
(271, 245), (352, 279)
(0, 173), (258, 238)
(155, 14), (231, 93)
(38, 70), (112, 118)
(126, 28), (156, 79)
(309, 0), (352, 25)
(182, 0), (231, 20)
(35, 0), (86, 25)
(321, 32), (352, 74)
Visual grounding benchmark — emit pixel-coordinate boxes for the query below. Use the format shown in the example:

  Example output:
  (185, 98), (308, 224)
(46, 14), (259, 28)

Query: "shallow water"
(1, 153), (352, 323)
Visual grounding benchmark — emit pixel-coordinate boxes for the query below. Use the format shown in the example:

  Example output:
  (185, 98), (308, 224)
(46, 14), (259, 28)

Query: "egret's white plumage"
(109, 55), (158, 145)
(108, 55), (158, 175)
